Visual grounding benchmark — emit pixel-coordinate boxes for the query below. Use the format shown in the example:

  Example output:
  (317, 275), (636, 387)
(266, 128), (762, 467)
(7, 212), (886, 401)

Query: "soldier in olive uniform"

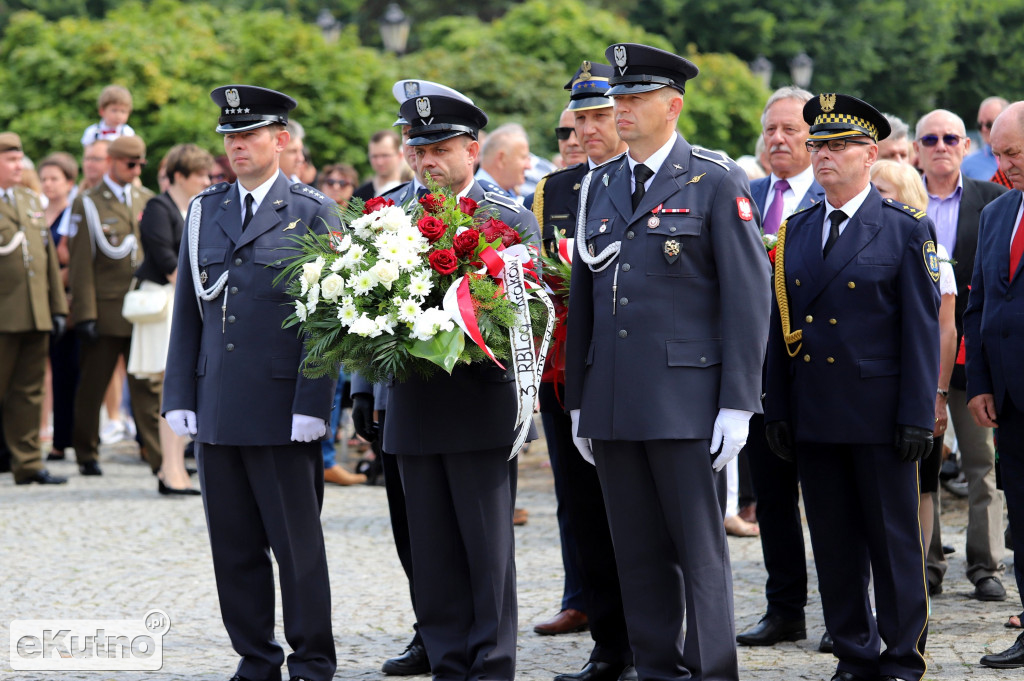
(0, 132), (68, 485)
(69, 135), (161, 476)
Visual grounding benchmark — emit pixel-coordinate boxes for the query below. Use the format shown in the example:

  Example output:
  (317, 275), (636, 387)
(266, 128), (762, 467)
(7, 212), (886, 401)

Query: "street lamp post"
(380, 3), (411, 55)
(749, 55), (774, 90)
(789, 52), (814, 89)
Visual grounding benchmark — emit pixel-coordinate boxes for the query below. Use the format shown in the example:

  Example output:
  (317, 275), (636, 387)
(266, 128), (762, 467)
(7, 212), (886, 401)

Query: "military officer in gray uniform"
(564, 43), (771, 681)
(163, 85), (338, 681)
(383, 90), (540, 681)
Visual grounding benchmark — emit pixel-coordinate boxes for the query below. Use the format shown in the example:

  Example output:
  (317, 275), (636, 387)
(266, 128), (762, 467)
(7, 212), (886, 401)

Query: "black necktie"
(632, 164), (654, 211)
(823, 210), (847, 258)
(416, 186), (428, 200)
(242, 193), (254, 230)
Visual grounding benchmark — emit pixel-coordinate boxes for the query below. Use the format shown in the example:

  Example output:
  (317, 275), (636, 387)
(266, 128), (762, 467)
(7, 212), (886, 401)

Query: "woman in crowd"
(870, 159), (958, 573)
(132, 143), (213, 495)
(317, 163), (359, 209)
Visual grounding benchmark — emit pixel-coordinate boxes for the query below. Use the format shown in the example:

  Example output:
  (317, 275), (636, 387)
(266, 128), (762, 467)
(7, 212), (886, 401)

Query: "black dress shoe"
(158, 478), (201, 496)
(187, 467), (198, 476)
(981, 632), (1024, 668)
(928, 581), (942, 596)
(973, 576), (1008, 601)
(79, 461), (103, 476)
(829, 672), (868, 681)
(819, 630), (834, 653)
(554, 661), (626, 681)
(617, 665), (637, 681)
(382, 641), (430, 676)
(736, 613), (806, 646)
(46, 449), (66, 461)
(16, 469), (68, 485)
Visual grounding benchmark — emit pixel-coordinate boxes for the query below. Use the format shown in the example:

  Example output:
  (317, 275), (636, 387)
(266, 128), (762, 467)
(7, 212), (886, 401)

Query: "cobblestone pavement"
(0, 429), (1017, 680)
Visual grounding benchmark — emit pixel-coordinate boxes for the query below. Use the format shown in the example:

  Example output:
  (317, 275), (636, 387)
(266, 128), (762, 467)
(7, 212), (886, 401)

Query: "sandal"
(1006, 612), (1024, 629)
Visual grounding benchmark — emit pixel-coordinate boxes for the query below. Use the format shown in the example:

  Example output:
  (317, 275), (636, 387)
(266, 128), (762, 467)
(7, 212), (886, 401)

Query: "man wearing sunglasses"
(765, 93), (939, 681)
(68, 134), (163, 478)
(963, 97), (1009, 181)
(915, 108), (1009, 602)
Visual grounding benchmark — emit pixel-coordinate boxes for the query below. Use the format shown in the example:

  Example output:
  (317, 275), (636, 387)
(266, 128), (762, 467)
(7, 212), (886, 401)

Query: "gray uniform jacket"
(564, 134), (771, 441)
(163, 172), (339, 445)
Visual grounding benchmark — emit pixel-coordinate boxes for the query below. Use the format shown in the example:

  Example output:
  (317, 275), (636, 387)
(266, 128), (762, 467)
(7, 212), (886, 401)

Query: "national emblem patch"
(736, 197), (753, 221)
(923, 240), (940, 283)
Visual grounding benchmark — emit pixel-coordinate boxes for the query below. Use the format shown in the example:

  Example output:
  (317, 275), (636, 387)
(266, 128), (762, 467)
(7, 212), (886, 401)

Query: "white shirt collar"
(238, 171), (281, 221)
(822, 182), (873, 244)
(772, 164), (814, 199)
(103, 174), (129, 203)
(627, 132), (678, 188)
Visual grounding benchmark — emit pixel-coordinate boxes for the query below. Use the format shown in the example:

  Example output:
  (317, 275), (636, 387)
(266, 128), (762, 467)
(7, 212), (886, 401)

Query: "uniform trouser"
(928, 387), (1005, 585)
(995, 397), (1024, 609)
(745, 412), (808, 622)
(198, 442), (336, 681)
(48, 329), (79, 452)
(378, 410), (423, 647)
(0, 332), (48, 482)
(549, 408), (630, 666)
(594, 439), (737, 681)
(540, 404), (586, 613)
(797, 442), (928, 681)
(72, 335), (162, 470)
(398, 448), (517, 681)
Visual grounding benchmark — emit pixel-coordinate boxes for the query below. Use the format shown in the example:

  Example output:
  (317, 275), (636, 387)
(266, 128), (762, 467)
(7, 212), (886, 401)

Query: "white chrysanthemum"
(377, 205), (410, 232)
(307, 282), (320, 305)
(330, 233), (352, 256)
(320, 273), (345, 301)
(344, 244), (367, 267)
(396, 298), (421, 323)
(294, 300), (308, 322)
(410, 306), (454, 341)
(350, 314), (380, 338)
(350, 214), (375, 239)
(351, 269), (379, 295)
(396, 250), (422, 272)
(407, 276), (432, 298)
(371, 261), (400, 290)
(375, 314), (396, 335)
(398, 229), (429, 250)
(341, 295), (355, 309)
(338, 304), (359, 325)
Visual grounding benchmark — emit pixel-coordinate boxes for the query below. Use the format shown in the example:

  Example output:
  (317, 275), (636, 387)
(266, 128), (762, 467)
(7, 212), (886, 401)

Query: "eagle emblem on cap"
(820, 93), (836, 113)
(225, 88), (241, 108)
(613, 45), (627, 70)
(416, 97), (431, 119)
(404, 81), (419, 99)
(580, 61), (592, 81)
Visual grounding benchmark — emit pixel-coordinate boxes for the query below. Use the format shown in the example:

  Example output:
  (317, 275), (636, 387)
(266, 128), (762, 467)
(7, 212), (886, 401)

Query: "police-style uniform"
(162, 86), (338, 681)
(68, 135), (162, 473)
(533, 60), (632, 677)
(0, 132), (68, 484)
(564, 44), (770, 681)
(764, 94), (939, 681)
(382, 92), (540, 681)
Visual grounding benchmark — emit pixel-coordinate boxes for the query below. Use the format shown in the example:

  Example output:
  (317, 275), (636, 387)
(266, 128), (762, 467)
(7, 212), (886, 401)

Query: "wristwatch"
(937, 388), (949, 398)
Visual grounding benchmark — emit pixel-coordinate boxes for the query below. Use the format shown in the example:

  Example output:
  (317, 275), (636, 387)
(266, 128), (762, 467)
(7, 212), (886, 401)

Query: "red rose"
(419, 193), (446, 214)
(428, 248), (458, 275)
(501, 228), (522, 247)
(363, 196), (395, 214)
(768, 246), (777, 266)
(459, 196), (479, 216)
(453, 229), (480, 258)
(480, 218), (506, 242)
(418, 215), (447, 243)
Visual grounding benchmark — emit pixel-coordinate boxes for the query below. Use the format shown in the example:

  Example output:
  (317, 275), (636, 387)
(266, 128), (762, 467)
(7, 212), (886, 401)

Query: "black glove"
(896, 424), (933, 462)
(765, 421), (795, 462)
(51, 314), (67, 341)
(76, 319), (99, 344)
(351, 393), (378, 442)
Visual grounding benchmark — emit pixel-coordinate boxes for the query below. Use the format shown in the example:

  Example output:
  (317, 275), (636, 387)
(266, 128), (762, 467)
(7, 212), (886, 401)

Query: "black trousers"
(199, 442), (335, 681)
(995, 397), (1024, 608)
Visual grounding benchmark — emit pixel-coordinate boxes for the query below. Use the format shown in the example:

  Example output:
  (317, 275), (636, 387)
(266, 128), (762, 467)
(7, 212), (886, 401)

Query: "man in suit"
(533, 60), (634, 681)
(765, 94), (939, 681)
(68, 134), (161, 477)
(738, 85), (828, 649)
(915, 108), (1009, 600)
(565, 43), (770, 681)
(383, 90), (541, 681)
(969, 101), (1024, 669)
(0, 132), (68, 485)
(163, 85), (338, 681)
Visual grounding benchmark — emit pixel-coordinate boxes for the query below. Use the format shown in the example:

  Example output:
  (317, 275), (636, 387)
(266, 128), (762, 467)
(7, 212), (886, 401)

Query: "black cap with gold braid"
(803, 93), (891, 142)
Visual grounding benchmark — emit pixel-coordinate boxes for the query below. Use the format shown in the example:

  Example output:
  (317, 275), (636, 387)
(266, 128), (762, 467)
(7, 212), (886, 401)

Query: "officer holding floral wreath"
(162, 85), (340, 681)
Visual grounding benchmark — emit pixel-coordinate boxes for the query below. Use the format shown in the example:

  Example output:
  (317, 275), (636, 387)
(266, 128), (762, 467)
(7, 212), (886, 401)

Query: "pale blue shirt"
(924, 173), (964, 256)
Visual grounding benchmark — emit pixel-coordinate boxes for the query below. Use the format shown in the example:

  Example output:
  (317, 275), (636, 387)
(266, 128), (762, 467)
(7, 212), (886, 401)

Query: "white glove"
(165, 409), (198, 437)
(291, 414), (327, 443)
(570, 409), (595, 466)
(710, 408), (752, 472)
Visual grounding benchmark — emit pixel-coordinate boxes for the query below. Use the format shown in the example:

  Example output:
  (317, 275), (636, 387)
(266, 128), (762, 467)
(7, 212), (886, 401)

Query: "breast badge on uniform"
(923, 240), (940, 283)
(663, 238), (680, 263)
(685, 172), (706, 185)
(648, 215), (660, 228)
(200, 270), (208, 284)
(736, 197), (753, 221)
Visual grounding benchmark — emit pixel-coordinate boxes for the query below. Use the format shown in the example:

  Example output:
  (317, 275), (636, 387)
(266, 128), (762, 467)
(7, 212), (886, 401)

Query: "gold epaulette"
(883, 197), (926, 220)
(773, 218), (803, 357)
